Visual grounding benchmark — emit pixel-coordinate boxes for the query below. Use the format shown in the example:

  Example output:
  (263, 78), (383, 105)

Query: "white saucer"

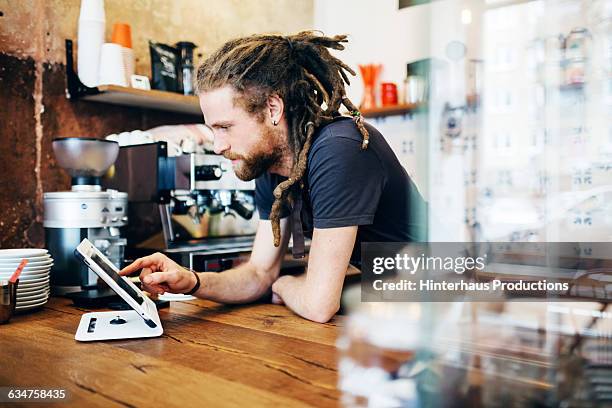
(0, 260), (53, 272)
(16, 287), (50, 297)
(0, 271), (50, 281)
(158, 293), (196, 301)
(0, 268), (50, 276)
(0, 264), (53, 273)
(15, 298), (48, 311)
(0, 249), (48, 259)
(10, 276), (50, 284)
(18, 278), (50, 288)
(16, 295), (49, 306)
(17, 283), (45, 290)
(17, 291), (50, 302)
(0, 256), (52, 266)
(16, 284), (50, 292)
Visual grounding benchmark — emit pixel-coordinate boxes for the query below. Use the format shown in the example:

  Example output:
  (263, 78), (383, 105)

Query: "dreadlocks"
(196, 31), (369, 247)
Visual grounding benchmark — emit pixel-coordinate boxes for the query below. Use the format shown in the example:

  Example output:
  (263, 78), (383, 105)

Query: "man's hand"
(271, 292), (285, 305)
(271, 226), (357, 323)
(271, 280), (286, 305)
(120, 252), (197, 295)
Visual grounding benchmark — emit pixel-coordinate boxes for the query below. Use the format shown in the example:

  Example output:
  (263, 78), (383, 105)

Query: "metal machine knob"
(194, 165), (223, 181)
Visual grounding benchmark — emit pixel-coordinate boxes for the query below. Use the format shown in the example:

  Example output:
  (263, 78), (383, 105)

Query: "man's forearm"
(272, 274), (340, 323)
(192, 261), (274, 303)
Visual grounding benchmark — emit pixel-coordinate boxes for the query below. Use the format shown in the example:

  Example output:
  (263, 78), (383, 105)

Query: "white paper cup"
(79, 0), (105, 22)
(121, 46), (135, 86)
(98, 43), (127, 86)
(77, 19), (105, 87)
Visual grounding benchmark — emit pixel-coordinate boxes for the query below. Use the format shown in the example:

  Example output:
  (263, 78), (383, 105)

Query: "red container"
(381, 82), (398, 106)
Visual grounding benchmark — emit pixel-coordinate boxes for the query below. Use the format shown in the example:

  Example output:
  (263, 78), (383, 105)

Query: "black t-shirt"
(255, 117), (427, 266)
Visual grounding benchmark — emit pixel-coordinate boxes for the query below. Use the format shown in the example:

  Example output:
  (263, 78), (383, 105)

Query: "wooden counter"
(1, 297), (344, 407)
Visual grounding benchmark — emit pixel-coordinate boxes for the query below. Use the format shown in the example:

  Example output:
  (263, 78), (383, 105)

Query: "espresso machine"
(102, 142), (258, 271)
(44, 138), (128, 297)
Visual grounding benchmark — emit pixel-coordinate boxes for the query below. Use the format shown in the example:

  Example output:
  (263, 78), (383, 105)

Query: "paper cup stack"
(77, 0), (106, 87)
(0, 249), (52, 311)
(111, 23), (135, 86)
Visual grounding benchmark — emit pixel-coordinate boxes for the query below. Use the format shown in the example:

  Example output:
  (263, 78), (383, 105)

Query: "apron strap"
(291, 193), (305, 259)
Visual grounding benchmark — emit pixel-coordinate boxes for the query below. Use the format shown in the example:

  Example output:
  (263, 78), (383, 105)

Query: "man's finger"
(164, 270), (184, 285)
(119, 257), (146, 276)
(120, 254), (159, 276)
(142, 282), (165, 295)
(139, 267), (153, 282)
(271, 292), (284, 305)
(143, 270), (180, 285)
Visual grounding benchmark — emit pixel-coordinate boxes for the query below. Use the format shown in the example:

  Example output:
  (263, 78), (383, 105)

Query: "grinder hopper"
(52, 137), (119, 188)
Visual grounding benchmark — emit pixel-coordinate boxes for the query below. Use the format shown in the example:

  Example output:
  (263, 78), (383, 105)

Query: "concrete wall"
(0, 0), (313, 249)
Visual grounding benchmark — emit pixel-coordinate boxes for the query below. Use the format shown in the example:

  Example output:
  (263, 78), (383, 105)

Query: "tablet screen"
(90, 253), (144, 305)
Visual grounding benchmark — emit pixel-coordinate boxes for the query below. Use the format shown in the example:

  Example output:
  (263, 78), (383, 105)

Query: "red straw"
(9, 259), (28, 283)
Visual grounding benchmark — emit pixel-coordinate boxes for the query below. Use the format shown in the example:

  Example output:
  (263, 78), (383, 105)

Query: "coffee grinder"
(44, 138), (128, 304)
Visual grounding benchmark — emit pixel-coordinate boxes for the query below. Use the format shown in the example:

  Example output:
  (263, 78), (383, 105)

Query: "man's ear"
(267, 94), (284, 124)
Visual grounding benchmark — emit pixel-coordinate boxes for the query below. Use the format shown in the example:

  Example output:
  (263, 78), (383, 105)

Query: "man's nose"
(213, 135), (230, 155)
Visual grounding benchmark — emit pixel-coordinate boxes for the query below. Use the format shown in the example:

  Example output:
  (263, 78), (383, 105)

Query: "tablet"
(74, 238), (160, 329)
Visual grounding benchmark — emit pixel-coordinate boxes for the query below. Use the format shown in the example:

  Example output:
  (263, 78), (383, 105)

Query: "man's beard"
(223, 126), (284, 181)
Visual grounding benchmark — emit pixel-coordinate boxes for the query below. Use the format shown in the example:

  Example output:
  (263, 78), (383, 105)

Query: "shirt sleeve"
(308, 135), (386, 228)
(255, 173), (290, 220)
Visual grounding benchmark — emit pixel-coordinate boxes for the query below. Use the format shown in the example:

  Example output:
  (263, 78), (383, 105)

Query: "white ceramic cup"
(98, 43), (128, 86)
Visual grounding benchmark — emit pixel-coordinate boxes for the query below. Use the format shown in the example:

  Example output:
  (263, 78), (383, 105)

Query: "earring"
(272, 120), (278, 126)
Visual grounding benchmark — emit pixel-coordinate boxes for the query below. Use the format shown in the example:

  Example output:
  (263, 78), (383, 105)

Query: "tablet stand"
(75, 310), (163, 341)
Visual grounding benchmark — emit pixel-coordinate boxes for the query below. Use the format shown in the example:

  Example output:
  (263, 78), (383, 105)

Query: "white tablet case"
(73, 238), (164, 342)
(75, 310), (163, 341)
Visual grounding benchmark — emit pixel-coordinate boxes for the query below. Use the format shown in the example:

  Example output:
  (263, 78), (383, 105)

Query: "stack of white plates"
(0, 249), (52, 311)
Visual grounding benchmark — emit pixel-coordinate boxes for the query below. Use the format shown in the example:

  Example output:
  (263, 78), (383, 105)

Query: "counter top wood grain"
(0, 297), (345, 407)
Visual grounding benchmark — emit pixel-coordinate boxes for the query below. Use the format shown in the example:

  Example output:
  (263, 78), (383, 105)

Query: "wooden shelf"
(81, 85), (202, 116)
(82, 86), (421, 119)
(360, 103), (422, 118)
(65, 41), (420, 120)
(79, 86), (425, 119)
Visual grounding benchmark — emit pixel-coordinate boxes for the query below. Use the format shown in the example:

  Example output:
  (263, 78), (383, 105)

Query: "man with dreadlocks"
(120, 31), (427, 323)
